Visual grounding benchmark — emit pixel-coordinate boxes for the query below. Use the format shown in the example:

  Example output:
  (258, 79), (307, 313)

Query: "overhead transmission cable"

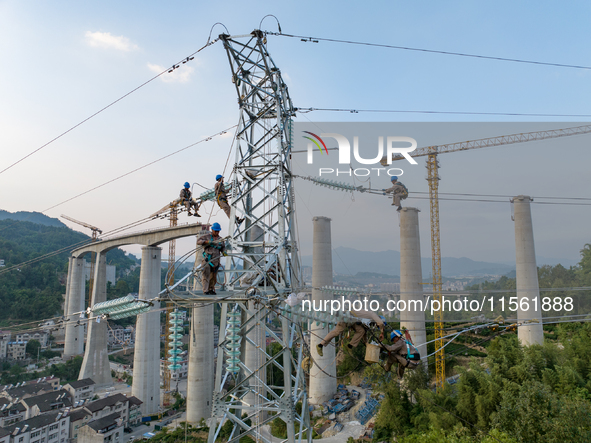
(40, 127), (237, 214)
(266, 31), (591, 71)
(296, 107), (591, 118)
(0, 38), (219, 177)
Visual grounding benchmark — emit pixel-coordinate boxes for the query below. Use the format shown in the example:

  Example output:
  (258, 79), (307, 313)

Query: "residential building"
(82, 395), (129, 428)
(7, 342), (26, 361)
(4, 410), (70, 443)
(62, 381), (94, 405)
(2, 382), (55, 402)
(0, 398), (26, 427)
(0, 428), (9, 443)
(68, 410), (91, 442)
(0, 332), (11, 359)
(15, 332), (49, 349)
(126, 398), (141, 427)
(77, 413), (122, 443)
(159, 359), (188, 380)
(20, 391), (72, 419)
(29, 378), (60, 392)
(106, 327), (133, 348)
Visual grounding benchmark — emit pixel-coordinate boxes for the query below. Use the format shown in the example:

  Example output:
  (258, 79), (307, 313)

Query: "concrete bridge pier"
(79, 252), (112, 386)
(132, 246), (162, 415)
(309, 216), (337, 404)
(187, 226), (214, 424)
(513, 195), (544, 346)
(64, 256), (85, 358)
(399, 207), (427, 364)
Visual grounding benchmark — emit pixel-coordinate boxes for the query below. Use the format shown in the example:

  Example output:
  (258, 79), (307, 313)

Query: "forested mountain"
(0, 219), (137, 321)
(0, 210), (67, 228)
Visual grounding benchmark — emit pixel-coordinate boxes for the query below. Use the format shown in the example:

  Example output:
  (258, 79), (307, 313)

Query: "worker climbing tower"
(206, 30), (308, 443)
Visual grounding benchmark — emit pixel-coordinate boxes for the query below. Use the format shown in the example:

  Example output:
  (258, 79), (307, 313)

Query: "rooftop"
(2, 382), (53, 399)
(65, 378), (95, 389)
(85, 394), (129, 413)
(86, 413), (121, 432)
(4, 411), (66, 434)
(21, 390), (72, 412)
(69, 409), (90, 422)
(127, 396), (142, 407)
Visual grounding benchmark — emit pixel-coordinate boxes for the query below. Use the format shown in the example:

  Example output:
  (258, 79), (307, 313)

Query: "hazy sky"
(1, 2), (590, 265)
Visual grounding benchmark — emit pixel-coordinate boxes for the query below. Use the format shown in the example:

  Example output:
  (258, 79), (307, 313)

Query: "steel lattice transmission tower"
(207, 30), (308, 443)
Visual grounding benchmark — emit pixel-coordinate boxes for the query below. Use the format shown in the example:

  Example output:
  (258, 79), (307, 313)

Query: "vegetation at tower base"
(368, 325), (591, 442)
(0, 219), (137, 321)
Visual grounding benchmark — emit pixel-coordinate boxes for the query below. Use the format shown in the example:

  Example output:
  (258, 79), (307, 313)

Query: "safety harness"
(203, 234), (224, 267)
(397, 182), (409, 200)
(181, 188), (192, 202)
(215, 182), (228, 204)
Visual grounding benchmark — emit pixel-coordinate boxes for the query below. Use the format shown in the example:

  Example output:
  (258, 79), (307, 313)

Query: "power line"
(0, 39), (219, 177)
(0, 125), (235, 237)
(41, 125), (236, 213)
(296, 108), (591, 117)
(267, 32), (591, 71)
(297, 107), (591, 117)
(410, 191), (591, 202)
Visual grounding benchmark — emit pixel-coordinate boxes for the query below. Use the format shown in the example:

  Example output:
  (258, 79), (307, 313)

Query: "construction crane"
(382, 124), (591, 389)
(61, 214), (102, 308)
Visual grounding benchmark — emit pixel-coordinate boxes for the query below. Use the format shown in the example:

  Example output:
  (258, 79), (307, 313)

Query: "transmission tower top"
(220, 29), (300, 295)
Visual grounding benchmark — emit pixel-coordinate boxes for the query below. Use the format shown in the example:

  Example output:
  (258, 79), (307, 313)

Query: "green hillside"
(0, 219), (137, 322)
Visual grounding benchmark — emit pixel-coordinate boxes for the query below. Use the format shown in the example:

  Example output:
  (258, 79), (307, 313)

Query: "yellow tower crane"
(383, 123), (591, 388)
(61, 214), (102, 308)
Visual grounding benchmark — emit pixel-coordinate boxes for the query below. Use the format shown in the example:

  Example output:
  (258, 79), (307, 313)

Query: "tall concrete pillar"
(512, 196), (544, 345)
(309, 216), (337, 404)
(399, 208), (427, 363)
(79, 252), (112, 386)
(244, 225), (266, 413)
(187, 227), (214, 424)
(132, 246), (162, 415)
(64, 256), (85, 358)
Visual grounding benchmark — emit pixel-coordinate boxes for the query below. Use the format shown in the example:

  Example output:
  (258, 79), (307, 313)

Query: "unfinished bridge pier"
(399, 207), (427, 364)
(512, 195), (544, 346)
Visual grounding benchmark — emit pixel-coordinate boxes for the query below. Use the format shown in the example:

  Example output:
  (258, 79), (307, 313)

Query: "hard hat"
(184, 182), (190, 188)
(216, 174), (223, 181)
(390, 330), (403, 340)
(211, 222), (221, 232)
(390, 176), (398, 182)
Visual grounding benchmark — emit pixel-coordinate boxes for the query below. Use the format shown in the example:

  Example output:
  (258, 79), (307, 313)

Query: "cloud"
(147, 63), (194, 83)
(85, 31), (139, 51)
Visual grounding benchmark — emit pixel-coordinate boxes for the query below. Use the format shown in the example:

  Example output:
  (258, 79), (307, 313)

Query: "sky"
(1, 1), (590, 267)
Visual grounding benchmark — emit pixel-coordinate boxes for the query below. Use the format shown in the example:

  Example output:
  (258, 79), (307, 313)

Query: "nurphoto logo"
(303, 132), (418, 177)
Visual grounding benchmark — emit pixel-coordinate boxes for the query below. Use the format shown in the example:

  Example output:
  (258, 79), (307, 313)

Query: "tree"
(26, 339), (41, 358)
